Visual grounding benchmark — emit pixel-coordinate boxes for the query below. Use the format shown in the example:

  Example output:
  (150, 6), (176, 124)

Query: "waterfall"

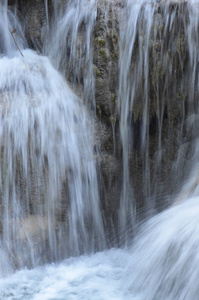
(0, 0), (105, 274)
(118, 2), (199, 299)
(124, 197), (199, 299)
(118, 0), (199, 242)
(2, 0), (199, 298)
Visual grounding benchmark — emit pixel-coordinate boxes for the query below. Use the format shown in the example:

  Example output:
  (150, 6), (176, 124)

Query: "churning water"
(2, 0), (199, 299)
(1, 197), (199, 299)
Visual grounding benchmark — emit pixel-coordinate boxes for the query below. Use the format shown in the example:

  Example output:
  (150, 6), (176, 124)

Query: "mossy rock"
(93, 65), (102, 77)
(95, 37), (106, 48)
(99, 48), (108, 61)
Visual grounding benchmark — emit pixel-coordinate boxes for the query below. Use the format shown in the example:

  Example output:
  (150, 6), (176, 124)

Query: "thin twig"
(8, 27), (24, 57)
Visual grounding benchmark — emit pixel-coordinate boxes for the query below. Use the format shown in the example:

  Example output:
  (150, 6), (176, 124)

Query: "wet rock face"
(95, 1), (196, 218)
(93, 0), (125, 234)
(135, 2), (194, 212)
(94, 0), (122, 120)
(7, 0), (197, 232)
(8, 0), (47, 51)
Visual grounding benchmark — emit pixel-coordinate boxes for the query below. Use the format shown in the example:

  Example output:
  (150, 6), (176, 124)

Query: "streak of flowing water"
(44, 0), (49, 29)
(119, 0), (156, 244)
(0, 0), (25, 57)
(0, 0), (12, 56)
(46, 0), (97, 110)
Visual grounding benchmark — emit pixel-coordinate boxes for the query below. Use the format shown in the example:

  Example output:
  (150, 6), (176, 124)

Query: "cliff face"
(7, 0), (198, 235)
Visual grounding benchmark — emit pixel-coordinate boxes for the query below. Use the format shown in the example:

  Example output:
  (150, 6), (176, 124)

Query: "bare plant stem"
(8, 27), (24, 57)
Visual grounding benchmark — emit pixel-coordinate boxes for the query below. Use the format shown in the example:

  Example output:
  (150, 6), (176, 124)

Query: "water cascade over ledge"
(0, 1), (105, 274)
(2, 0), (199, 298)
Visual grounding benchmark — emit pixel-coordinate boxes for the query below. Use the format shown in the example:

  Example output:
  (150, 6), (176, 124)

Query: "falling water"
(44, 0), (49, 29)
(0, 0), (12, 55)
(118, 0), (199, 240)
(46, 0), (97, 110)
(0, 0), (25, 57)
(2, 0), (199, 299)
(124, 197), (199, 299)
(2, 196), (199, 299)
(0, 0), (105, 274)
(119, 0), (156, 244)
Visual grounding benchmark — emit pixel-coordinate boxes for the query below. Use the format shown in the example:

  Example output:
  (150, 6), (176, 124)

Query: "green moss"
(93, 65), (102, 77)
(151, 61), (164, 88)
(111, 51), (118, 60)
(99, 49), (108, 61)
(175, 35), (185, 54)
(97, 105), (102, 117)
(132, 107), (141, 122)
(111, 93), (116, 103)
(177, 91), (187, 101)
(95, 37), (106, 48)
(106, 29), (118, 43)
(110, 115), (116, 124)
(182, 92), (187, 101)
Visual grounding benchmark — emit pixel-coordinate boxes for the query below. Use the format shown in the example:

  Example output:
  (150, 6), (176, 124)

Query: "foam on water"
(125, 196), (199, 299)
(2, 197), (199, 299)
(0, 249), (134, 300)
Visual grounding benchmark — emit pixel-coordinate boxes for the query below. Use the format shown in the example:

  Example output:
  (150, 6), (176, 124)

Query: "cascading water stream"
(46, 0), (97, 110)
(124, 197), (199, 299)
(118, 0), (199, 241)
(2, 0), (199, 299)
(0, 0), (105, 274)
(0, 0), (25, 57)
(0, 0), (11, 55)
(119, 0), (156, 244)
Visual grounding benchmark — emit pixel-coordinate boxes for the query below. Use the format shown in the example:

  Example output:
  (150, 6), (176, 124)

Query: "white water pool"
(2, 197), (199, 299)
(0, 249), (137, 300)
